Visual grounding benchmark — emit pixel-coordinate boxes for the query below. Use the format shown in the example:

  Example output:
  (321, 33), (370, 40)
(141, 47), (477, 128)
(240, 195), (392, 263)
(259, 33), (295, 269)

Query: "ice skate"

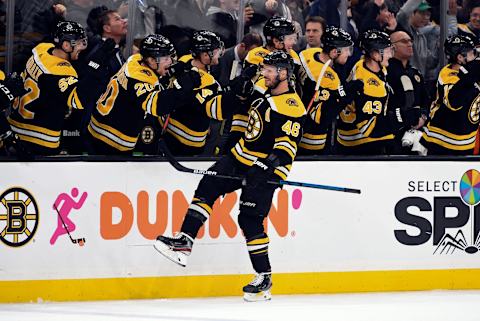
(154, 232), (193, 267)
(243, 273), (272, 302)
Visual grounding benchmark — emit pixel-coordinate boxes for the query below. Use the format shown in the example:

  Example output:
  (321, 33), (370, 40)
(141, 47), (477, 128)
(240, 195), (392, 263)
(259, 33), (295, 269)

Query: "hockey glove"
(246, 155), (279, 188)
(227, 75), (254, 98)
(241, 64), (259, 79)
(167, 61), (188, 77)
(0, 131), (34, 161)
(174, 70), (201, 92)
(0, 73), (25, 108)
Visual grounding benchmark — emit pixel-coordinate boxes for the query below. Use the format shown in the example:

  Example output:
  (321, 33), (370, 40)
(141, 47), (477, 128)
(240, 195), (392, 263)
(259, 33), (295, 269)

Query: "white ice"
(1, 290), (478, 321)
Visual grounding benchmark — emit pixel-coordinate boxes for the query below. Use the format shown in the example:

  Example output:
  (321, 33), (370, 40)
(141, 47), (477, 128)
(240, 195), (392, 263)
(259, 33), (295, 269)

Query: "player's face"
(335, 46), (353, 65)
(464, 49), (478, 63)
(282, 33), (297, 51)
(261, 64), (286, 88)
(380, 46), (394, 66)
(155, 56), (174, 76)
(69, 38), (88, 60)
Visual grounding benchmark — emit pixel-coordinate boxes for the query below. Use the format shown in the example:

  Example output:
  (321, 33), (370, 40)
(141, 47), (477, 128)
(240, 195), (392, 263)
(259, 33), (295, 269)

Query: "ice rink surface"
(1, 290), (479, 321)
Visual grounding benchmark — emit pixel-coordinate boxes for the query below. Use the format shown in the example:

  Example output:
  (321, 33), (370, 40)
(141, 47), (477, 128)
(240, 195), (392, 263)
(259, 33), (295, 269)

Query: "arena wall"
(1, 160), (480, 302)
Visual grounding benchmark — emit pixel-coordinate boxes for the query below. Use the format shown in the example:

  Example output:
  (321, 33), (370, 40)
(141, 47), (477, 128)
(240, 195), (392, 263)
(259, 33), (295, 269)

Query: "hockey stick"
(158, 139), (361, 194)
(53, 204), (86, 246)
(306, 58), (332, 112)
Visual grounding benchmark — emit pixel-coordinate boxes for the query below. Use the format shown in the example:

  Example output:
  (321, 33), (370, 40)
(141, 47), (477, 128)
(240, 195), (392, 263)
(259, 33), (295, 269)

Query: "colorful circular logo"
(460, 169), (480, 205)
(0, 187), (39, 247)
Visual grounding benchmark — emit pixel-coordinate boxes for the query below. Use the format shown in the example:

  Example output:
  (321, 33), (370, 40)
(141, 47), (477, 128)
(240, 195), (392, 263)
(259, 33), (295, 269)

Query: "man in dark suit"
(211, 32), (263, 86)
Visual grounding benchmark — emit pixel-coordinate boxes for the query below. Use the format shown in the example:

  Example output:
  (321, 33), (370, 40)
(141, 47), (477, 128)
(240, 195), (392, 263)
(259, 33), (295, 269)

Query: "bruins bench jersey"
(420, 64), (479, 154)
(298, 48), (342, 153)
(336, 59), (394, 147)
(88, 54), (171, 152)
(230, 88), (306, 180)
(160, 55), (237, 155)
(8, 43), (83, 151)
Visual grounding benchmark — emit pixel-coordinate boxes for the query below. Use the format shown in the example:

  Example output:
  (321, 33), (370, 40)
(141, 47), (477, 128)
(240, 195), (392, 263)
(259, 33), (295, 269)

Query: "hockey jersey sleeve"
(192, 71), (245, 121)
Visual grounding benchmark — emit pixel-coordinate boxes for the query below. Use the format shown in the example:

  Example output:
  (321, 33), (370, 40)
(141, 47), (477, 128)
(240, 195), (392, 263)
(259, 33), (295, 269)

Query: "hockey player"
(160, 30), (252, 156)
(221, 16), (302, 153)
(154, 51), (306, 302)
(336, 29), (395, 155)
(8, 21), (90, 156)
(298, 26), (353, 155)
(420, 35), (479, 155)
(87, 34), (200, 155)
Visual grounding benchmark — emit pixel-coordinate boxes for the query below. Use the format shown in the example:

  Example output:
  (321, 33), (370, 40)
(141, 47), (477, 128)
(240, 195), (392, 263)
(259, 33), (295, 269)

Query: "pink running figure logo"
(50, 188), (88, 245)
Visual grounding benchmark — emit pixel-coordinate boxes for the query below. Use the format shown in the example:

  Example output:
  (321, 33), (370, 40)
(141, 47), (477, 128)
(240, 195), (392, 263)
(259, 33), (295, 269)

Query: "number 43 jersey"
(230, 87), (306, 180)
(336, 59), (394, 148)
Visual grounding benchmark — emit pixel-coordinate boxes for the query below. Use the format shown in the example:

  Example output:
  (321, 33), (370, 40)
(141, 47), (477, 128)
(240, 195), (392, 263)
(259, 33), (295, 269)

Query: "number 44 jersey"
(230, 87), (306, 180)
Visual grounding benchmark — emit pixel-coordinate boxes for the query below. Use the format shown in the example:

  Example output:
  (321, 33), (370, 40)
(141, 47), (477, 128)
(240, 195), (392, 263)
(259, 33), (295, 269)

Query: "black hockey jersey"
(420, 64), (479, 154)
(8, 43), (83, 152)
(230, 88), (306, 180)
(298, 48), (343, 154)
(336, 59), (394, 148)
(88, 54), (174, 152)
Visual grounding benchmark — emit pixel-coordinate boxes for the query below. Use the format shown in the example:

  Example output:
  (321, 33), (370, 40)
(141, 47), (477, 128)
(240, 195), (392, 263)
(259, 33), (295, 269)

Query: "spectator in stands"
(309, 0), (341, 26)
(458, 0), (480, 44)
(360, 0), (398, 33)
(174, 0), (211, 31)
(421, 0), (458, 100)
(206, 0), (254, 49)
(396, 0), (432, 77)
(66, 0), (94, 28)
(32, 1), (67, 43)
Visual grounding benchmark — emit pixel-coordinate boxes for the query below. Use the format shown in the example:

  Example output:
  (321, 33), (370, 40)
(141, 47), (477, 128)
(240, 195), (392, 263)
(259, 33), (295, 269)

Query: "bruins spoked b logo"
(0, 187), (39, 247)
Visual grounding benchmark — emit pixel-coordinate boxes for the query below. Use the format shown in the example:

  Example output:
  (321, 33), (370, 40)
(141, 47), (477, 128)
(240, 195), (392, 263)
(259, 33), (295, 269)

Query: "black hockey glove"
(167, 61), (188, 77)
(390, 106), (422, 132)
(0, 131), (34, 161)
(174, 70), (201, 92)
(0, 73), (25, 108)
(241, 64), (259, 79)
(226, 75), (254, 98)
(246, 155), (279, 188)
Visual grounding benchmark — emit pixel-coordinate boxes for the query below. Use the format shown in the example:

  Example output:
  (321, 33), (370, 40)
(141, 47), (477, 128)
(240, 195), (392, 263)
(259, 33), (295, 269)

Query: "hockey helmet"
(321, 26), (353, 52)
(444, 34), (476, 60)
(263, 16), (295, 43)
(140, 34), (176, 60)
(360, 29), (392, 53)
(262, 50), (294, 75)
(191, 30), (224, 56)
(53, 21), (87, 47)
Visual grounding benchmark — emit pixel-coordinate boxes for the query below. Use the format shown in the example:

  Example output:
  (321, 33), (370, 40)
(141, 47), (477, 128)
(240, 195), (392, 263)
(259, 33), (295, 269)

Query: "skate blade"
(153, 240), (188, 267)
(243, 290), (272, 302)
